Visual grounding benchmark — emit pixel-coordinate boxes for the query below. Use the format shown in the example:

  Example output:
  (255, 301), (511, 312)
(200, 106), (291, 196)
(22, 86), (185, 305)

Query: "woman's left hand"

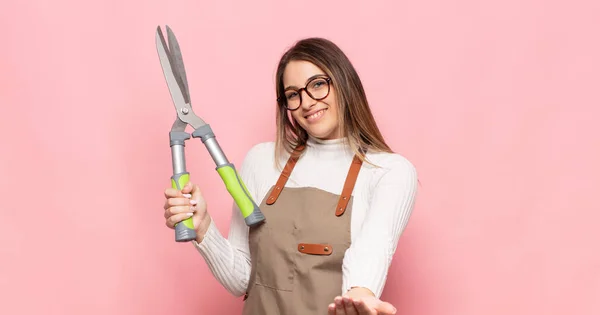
(327, 295), (397, 315)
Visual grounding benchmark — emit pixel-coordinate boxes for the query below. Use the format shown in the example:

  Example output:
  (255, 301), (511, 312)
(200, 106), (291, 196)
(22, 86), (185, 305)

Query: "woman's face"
(282, 60), (341, 140)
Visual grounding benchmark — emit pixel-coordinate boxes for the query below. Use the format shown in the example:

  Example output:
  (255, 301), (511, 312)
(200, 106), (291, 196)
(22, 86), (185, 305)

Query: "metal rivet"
(343, 196), (347, 200)
(300, 245), (304, 250)
(324, 247), (329, 252)
(276, 186), (281, 190)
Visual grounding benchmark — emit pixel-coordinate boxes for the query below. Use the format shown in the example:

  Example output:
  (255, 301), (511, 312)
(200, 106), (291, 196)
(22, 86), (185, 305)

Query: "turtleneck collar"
(305, 135), (354, 158)
(307, 135), (346, 145)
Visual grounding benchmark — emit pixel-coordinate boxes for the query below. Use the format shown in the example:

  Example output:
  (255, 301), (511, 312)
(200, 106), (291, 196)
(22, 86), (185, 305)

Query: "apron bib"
(242, 145), (364, 314)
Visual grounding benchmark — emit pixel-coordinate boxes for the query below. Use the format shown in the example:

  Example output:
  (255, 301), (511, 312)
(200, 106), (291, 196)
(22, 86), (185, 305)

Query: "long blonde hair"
(274, 37), (392, 167)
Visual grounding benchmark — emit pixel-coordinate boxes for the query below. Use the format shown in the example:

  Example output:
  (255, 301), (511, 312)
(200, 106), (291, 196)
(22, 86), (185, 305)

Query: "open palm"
(327, 295), (397, 315)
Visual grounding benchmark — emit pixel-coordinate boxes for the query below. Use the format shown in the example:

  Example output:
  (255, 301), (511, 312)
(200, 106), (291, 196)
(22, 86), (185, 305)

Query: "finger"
(328, 303), (336, 315)
(163, 198), (186, 211)
(180, 182), (192, 194)
(334, 296), (346, 315)
(343, 297), (359, 315)
(352, 299), (376, 315)
(190, 184), (204, 205)
(164, 187), (183, 198)
(165, 212), (194, 228)
(164, 205), (196, 219)
(373, 301), (397, 315)
(164, 197), (192, 209)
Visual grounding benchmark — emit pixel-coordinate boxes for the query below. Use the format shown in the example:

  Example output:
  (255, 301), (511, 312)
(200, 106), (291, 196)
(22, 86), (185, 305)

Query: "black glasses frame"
(278, 76), (332, 111)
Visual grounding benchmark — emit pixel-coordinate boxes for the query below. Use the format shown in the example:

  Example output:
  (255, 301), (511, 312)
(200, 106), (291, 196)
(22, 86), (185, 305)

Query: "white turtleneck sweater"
(192, 136), (418, 298)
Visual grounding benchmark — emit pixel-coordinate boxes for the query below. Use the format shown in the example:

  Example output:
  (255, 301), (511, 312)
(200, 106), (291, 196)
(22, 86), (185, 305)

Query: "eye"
(310, 79), (327, 89)
(286, 92), (298, 100)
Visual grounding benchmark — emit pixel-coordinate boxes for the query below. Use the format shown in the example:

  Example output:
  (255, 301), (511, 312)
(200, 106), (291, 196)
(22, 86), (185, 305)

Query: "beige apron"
(242, 145), (364, 314)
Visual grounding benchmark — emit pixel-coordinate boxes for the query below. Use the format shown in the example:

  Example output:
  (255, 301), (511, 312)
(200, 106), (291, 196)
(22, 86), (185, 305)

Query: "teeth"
(307, 109), (325, 120)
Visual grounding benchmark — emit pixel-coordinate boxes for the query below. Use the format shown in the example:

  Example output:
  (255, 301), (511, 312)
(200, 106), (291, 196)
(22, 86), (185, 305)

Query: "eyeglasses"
(278, 76), (332, 111)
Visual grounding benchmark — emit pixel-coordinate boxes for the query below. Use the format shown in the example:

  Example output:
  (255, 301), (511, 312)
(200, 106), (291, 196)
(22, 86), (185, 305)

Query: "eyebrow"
(284, 74), (327, 91)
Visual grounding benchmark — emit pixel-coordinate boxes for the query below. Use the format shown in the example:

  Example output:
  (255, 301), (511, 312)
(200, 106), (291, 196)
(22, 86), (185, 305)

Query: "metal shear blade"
(155, 25), (206, 130)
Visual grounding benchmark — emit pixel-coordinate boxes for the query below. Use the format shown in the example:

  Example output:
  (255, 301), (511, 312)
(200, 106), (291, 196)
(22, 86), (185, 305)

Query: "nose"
(300, 89), (317, 109)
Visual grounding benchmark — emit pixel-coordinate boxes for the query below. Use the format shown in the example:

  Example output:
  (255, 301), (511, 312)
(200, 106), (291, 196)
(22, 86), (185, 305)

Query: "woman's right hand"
(163, 181), (211, 243)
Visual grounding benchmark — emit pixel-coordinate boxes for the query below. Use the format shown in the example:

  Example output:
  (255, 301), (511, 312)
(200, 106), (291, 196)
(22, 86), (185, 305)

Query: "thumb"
(374, 301), (397, 315)
(180, 181), (194, 194)
(190, 183), (203, 202)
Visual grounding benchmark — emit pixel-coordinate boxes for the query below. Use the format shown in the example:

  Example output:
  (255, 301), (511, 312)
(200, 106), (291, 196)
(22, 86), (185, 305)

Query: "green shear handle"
(171, 172), (196, 242)
(169, 131), (196, 242)
(192, 125), (265, 227)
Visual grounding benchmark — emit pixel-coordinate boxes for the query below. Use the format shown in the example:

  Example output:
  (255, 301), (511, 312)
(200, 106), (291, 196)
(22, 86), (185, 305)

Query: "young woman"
(163, 37), (418, 315)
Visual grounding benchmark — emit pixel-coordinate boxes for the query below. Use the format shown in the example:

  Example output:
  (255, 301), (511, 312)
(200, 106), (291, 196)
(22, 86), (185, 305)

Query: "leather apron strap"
(265, 144), (363, 216)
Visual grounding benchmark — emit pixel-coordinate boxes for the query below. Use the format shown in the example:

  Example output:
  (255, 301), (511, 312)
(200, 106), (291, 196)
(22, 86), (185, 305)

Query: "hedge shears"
(155, 25), (265, 242)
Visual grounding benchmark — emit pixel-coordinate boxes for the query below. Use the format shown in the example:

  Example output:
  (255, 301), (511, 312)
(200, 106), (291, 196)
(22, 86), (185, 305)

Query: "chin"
(304, 126), (339, 140)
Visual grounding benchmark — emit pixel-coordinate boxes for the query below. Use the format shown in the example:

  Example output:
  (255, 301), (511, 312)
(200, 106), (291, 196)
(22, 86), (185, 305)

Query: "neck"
(307, 135), (346, 145)
(305, 135), (353, 158)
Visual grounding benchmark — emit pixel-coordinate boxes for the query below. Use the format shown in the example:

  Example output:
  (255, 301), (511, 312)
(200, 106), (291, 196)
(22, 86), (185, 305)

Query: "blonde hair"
(274, 37), (393, 167)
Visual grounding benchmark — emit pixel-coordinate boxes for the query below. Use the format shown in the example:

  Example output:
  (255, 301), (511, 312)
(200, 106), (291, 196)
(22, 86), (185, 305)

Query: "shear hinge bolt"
(181, 108), (189, 115)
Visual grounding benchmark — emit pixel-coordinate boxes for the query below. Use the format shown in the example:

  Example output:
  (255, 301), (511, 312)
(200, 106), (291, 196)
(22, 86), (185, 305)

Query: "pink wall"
(1, 0), (598, 314)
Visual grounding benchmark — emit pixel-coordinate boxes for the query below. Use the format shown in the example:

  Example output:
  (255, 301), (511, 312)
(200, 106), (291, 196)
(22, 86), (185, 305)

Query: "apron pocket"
(254, 226), (296, 292)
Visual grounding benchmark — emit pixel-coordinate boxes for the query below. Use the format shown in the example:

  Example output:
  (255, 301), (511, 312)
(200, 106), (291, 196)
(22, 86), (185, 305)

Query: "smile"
(305, 109), (327, 122)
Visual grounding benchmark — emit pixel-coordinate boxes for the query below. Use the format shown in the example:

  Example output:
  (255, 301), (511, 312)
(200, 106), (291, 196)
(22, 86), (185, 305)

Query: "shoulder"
(244, 141), (276, 160)
(365, 150), (417, 175)
(363, 151), (418, 187)
(239, 141), (277, 173)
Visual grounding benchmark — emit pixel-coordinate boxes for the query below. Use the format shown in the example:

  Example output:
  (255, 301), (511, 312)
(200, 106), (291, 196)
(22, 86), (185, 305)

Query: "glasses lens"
(284, 90), (301, 109)
(307, 78), (330, 100)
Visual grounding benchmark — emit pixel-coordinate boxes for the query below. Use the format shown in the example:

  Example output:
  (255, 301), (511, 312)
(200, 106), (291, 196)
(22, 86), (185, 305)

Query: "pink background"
(1, 0), (598, 314)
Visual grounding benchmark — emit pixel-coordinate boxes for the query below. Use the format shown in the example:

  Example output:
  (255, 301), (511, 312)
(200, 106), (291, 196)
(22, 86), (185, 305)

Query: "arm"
(190, 144), (264, 296)
(192, 204), (251, 296)
(342, 156), (418, 298)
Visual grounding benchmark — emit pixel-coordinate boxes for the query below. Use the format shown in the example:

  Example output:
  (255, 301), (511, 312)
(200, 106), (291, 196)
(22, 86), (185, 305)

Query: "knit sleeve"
(191, 143), (267, 296)
(341, 155), (418, 297)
